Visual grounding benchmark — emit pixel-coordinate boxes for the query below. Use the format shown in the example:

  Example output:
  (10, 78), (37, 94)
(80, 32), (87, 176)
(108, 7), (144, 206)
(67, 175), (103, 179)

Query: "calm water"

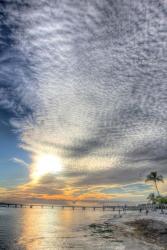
(0, 207), (120, 250)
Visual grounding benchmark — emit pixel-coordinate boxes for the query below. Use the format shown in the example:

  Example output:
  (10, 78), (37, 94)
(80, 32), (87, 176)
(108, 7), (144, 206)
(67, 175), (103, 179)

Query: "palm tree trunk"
(154, 181), (160, 196)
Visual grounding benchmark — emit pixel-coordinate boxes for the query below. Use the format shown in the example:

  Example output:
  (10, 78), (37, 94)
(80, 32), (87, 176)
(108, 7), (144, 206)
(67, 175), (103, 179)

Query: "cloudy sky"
(0, 0), (167, 204)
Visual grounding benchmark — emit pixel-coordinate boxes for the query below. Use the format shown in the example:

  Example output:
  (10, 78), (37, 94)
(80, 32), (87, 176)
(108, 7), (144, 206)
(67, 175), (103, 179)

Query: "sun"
(32, 154), (62, 179)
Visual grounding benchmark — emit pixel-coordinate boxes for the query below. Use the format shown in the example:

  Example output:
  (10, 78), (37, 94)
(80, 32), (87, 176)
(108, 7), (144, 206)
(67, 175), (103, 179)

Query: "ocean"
(0, 206), (122, 250)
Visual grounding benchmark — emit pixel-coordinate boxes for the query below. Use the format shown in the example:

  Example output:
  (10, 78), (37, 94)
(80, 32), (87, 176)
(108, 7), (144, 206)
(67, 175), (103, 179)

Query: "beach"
(89, 210), (167, 250)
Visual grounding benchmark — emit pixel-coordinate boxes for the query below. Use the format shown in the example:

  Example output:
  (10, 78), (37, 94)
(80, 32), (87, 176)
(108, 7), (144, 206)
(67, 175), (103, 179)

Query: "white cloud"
(11, 157), (28, 167)
(0, 0), (167, 200)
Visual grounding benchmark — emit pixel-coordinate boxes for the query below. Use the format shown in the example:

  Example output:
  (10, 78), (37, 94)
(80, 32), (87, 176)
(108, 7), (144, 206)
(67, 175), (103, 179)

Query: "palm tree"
(145, 171), (163, 196)
(147, 193), (156, 204)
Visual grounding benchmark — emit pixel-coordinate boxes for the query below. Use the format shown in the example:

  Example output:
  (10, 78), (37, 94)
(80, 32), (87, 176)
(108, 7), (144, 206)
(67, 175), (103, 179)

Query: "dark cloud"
(62, 171), (87, 178)
(76, 166), (156, 186)
(36, 174), (65, 189)
(64, 138), (103, 158)
(28, 185), (63, 195)
(24, 174), (65, 195)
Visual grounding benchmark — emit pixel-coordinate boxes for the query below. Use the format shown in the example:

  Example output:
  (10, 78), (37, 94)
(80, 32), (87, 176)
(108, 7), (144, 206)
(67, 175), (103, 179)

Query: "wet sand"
(89, 211), (167, 250)
(125, 219), (167, 248)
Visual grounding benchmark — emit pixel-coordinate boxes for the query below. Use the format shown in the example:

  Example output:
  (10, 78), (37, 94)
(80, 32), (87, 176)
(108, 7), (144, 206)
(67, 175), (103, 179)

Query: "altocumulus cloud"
(0, 0), (167, 200)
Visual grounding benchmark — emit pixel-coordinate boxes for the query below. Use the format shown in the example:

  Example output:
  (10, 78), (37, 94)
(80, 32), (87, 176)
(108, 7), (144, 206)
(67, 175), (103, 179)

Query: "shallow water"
(0, 207), (123, 250)
(0, 207), (162, 250)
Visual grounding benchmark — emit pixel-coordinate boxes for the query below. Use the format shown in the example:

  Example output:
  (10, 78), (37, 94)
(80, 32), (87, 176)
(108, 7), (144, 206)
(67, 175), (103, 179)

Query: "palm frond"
(157, 175), (164, 182)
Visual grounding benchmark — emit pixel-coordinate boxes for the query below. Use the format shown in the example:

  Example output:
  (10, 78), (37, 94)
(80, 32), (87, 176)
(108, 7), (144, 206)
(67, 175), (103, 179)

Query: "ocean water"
(0, 207), (162, 250)
(0, 207), (122, 250)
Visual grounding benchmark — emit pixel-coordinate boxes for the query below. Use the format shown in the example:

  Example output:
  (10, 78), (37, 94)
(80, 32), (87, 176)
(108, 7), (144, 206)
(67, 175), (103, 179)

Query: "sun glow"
(32, 154), (63, 179)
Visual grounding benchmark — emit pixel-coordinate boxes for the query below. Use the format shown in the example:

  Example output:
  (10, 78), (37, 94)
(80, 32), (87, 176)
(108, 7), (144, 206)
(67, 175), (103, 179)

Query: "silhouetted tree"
(147, 193), (156, 204)
(145, 171), (163, 196)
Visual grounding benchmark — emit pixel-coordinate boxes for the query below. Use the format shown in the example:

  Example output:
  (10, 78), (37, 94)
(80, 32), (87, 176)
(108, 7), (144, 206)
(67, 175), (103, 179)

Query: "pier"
(1, 203), (166, 211)
(0, 203), (136, 211)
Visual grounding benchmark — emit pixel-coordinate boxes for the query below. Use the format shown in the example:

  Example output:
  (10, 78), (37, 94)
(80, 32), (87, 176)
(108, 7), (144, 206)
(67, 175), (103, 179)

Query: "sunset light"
(32, 154), (63, 179)
(0, 1), (167, 249)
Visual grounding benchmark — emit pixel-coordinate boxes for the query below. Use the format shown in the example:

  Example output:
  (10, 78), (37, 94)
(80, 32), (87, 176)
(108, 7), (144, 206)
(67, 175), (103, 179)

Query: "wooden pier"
(1, 203), (166, 211)
(0, 203), (137, 211)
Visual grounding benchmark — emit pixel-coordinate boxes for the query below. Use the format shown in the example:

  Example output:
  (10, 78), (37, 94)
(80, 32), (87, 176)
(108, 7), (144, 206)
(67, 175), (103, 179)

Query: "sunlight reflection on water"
(0, 207), (118, 250)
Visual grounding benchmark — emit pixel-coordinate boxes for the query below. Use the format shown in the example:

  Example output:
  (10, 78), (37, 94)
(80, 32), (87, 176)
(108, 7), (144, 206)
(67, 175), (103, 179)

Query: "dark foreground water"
(0, 207), (121, 250)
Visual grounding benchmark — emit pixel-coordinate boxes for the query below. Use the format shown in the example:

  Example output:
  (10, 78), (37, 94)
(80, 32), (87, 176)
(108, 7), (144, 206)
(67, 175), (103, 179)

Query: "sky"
(0, 0), (167, 204)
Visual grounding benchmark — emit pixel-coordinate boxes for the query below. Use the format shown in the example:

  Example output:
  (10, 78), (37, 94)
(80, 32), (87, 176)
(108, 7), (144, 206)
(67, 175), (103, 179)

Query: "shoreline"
(89, 211), (167, 250)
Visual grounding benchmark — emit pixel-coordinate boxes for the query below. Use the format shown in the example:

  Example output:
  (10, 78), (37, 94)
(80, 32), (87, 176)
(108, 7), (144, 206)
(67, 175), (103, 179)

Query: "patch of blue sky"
(0, 110), (30, 187)
(102, 183), (152, 194)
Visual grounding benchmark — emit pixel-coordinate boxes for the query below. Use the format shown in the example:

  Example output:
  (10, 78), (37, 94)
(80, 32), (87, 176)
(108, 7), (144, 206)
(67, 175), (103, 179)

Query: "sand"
(89, 210), (167, 250)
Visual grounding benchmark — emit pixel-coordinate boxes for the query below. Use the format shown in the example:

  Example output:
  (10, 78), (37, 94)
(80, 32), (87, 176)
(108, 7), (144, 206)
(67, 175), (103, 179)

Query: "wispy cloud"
(11, 157), (29, 167)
